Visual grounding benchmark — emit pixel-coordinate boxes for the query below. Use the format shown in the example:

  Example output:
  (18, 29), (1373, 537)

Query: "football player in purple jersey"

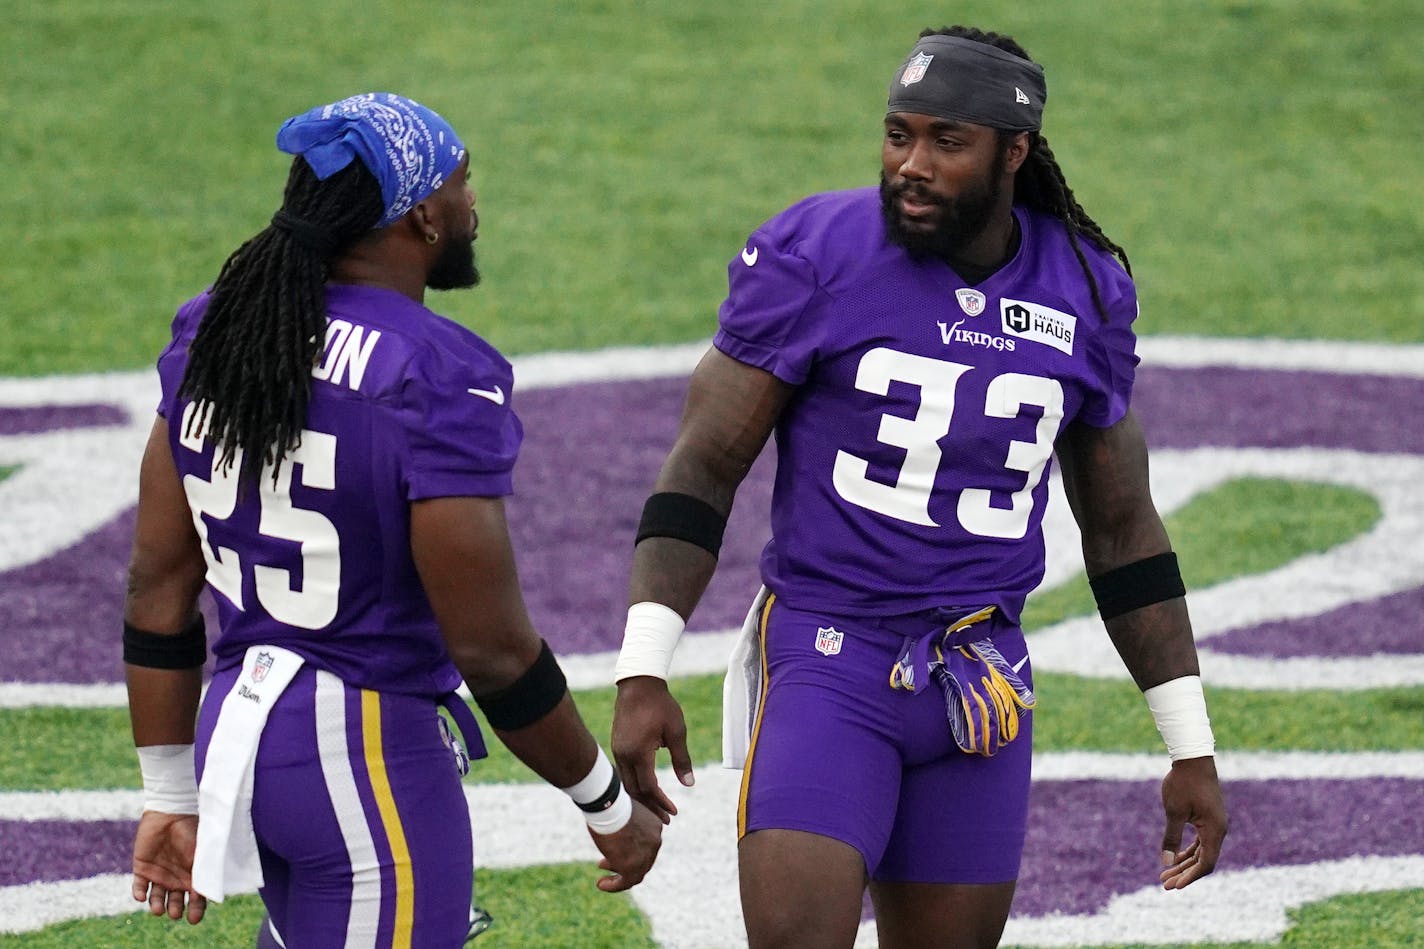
(612, 27), (1227, 949)
(123, 94), (661, 947)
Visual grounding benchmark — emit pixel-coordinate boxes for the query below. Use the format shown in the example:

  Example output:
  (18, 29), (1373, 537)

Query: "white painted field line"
(988, 856), (1424, 948)
(4, 335), (1424, 707)
(0, 683), (129, 709)
(5, 754), (1420, 942)
(1137, 336), (1424, 377)
(5, 751), (1419, 823)
(0, 874), (139, 935)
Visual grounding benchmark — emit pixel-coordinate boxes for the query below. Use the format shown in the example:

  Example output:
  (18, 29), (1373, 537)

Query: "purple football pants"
(738, 598), (1034, 884)
(197, 665), (473, 948)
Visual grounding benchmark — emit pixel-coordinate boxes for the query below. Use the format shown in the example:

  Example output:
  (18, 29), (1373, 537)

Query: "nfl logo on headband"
(900, 51), (933, 86)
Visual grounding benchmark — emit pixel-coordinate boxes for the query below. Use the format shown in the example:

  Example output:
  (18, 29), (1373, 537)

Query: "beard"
(879, 149), (1007, 260)
(427, 234), (480, 291)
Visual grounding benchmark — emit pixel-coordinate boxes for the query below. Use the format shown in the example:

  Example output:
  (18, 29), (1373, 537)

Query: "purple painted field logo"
(1, 340), (1422, 943)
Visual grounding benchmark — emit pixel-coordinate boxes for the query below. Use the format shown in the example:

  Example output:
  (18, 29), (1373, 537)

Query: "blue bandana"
(276, 93), (467, 228)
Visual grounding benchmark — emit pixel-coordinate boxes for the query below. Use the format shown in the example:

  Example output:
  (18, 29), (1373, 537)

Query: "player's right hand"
(589, 798), (664, 892)
(131, 811), (206, 924)
(1158, 755), (1228, 889)
(611, 675), (693, 823)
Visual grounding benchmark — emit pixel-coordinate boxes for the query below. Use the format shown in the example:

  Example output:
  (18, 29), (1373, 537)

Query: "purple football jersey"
(715, 188), (1139, 622)
(156, 283), (522, 696)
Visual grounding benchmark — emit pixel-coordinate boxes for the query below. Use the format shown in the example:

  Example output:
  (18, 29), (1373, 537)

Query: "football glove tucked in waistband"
(889, 606), (1036, 757)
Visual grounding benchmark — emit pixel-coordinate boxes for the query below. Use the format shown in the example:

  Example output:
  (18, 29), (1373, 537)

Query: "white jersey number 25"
(177, 401), (341, 629)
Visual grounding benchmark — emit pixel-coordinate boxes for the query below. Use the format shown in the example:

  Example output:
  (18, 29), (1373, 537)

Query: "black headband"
(886, 35), (1047, 132)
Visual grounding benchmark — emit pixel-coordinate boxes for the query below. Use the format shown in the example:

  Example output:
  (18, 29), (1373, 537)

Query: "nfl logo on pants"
(251, 650), (275, 683)
(815, 626), (843, 656)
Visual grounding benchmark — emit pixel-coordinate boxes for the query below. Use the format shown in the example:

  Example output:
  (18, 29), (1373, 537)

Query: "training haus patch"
(1000, 298), (1076, 355)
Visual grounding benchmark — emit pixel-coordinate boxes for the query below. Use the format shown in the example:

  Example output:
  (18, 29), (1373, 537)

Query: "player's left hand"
(1158, 755), (1228, 889)
(588, 798), (664, 892)
(131, 810), (206, 924)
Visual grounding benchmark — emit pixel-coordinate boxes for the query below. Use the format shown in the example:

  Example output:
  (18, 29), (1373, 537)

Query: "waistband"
(871, 605), (1009, 647)
(438, 691), (488, 762)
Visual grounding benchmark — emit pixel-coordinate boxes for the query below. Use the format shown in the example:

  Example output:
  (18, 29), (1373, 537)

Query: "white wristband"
(1143, 676), (1216, 761)
(559, 746), (632, 834)
(137, 744), (199, 815)
(614, 602), (685, 682)
(585, 788), (634, 835)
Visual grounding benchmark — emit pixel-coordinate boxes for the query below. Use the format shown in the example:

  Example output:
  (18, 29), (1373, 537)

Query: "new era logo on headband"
(1015, 87), (1031, 104)
(901, 51), (933, 86)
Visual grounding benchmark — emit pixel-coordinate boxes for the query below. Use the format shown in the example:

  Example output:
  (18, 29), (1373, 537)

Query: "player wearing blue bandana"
(124, 93), (663, 947)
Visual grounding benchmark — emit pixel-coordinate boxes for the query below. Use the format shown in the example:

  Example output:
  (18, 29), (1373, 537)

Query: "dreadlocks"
(922, 25), (1132, 321)
(178, 158), (384, 484)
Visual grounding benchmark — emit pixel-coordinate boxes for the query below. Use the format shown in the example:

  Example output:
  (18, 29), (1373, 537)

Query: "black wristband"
(474, 640), (568, 731)
(635, 491), (727, 557)
(123, 615), (207, 669)
(575, 771), (624, 813)
(1089, 552), (1187, 622)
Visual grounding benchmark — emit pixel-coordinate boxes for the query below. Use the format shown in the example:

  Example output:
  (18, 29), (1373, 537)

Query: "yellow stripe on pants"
(361, 690), (415, 949)
(737, 594), (777, 836)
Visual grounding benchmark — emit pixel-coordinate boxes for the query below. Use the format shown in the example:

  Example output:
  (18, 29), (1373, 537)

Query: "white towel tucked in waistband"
(192, 645), (304, 901)
(722, 585), (769, 770)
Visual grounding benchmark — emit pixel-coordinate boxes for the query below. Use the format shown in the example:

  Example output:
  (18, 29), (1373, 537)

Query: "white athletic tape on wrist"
(137, 743), (199, 815)
(560, 746), (617, 803)
(614, 602), (685, 682)
(560, 747), (632, 834)
(1143, 675), (1216, 761)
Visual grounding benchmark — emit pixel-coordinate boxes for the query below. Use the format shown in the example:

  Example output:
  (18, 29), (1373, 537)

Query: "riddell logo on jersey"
(938, 319), (1017, 352)
(1000, 299), (1076, 355)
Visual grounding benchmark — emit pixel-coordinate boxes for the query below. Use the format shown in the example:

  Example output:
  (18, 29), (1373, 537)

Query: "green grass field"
(3, 0), (1421, 946)
(3, 0), (1421, 380)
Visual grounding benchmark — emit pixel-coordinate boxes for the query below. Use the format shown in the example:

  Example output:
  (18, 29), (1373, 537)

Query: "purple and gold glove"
(889, 607), (1035, 757)
(936, 639), (1035, 755)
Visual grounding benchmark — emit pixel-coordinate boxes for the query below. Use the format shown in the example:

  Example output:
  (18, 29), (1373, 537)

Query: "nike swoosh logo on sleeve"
(467, 385), (505, 405)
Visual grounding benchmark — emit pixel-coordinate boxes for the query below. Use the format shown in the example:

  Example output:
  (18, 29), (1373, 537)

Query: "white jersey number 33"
(832, 346), (1064, 538)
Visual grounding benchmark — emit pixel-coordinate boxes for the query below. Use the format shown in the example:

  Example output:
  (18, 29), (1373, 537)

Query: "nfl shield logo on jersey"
(900, 52), (933, 86)
(251, 650), (274, 683)
(815, 626), (844, 656)
(956, 288), (986, 317)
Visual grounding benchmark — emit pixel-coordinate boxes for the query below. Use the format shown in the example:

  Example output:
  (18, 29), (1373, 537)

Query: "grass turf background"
(2, 0), (1420, 945)
(2, 0), (1421, 379)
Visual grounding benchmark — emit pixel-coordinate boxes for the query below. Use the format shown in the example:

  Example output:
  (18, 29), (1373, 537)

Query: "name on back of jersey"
(312, 318), (383, 392)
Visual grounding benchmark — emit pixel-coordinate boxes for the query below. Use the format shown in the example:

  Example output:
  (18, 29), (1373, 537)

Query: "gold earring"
(426, 231), (439, 245)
